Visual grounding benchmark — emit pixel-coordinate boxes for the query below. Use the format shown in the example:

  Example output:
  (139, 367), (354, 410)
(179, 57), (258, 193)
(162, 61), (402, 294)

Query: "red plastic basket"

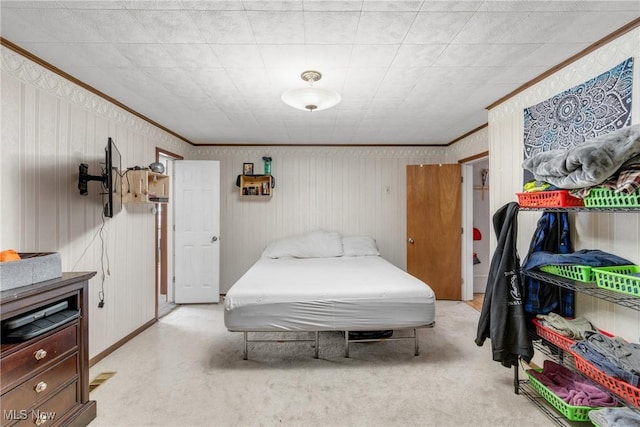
(533, 318), (614, 350)
(532, 318), (577, 352)
(516, 190), (584, 208)
(572, 353), (640, 407)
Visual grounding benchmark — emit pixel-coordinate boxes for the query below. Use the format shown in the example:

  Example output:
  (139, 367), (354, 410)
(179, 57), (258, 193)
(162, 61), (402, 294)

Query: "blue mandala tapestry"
(523, 57), (633, 182)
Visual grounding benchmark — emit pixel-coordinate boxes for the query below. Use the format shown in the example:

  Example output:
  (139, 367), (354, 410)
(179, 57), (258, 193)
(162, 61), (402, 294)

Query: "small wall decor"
(473, 168), (489, 200)
(262, 156), (272, 175)
(243, 163), (254, 175)
(523, 57), (633, 183)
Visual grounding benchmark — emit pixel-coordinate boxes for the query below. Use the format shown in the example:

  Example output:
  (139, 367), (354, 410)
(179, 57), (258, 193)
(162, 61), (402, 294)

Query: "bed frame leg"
(414, 328), (419, 356)
(314, 331), (319, 359)
(344, 331), (350, 358)
(243, 332), (248, 360)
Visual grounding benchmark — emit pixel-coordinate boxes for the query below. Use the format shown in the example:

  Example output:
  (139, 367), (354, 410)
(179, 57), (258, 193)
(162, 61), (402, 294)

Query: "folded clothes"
(571, 155), (640, 198)
(522, 249), (633, 271)
(536, 312), (595, 340)
(523, 180), (554, 192)
(571, 331), (640, 388)
(588, 407), (640, 427)
(529, 360), (618, 407)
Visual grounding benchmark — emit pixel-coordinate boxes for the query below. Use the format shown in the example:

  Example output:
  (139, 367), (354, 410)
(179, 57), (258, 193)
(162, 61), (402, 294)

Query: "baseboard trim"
(89, 319), (156, 367)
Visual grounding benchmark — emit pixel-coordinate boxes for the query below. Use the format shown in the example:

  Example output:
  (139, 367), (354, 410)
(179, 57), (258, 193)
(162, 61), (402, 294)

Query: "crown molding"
(1, 37), (194, 148)
(486, 18), (640, 111)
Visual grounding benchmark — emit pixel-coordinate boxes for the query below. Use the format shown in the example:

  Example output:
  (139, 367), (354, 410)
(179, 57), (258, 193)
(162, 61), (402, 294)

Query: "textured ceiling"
(1, 1), (639, 145)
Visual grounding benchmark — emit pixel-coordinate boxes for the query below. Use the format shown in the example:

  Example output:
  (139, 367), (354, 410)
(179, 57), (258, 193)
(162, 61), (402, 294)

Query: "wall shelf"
(519, 207), (640, 212)
(236, 174), (274, 199)
(517, 324), (640, 426)
(122, 170), (169, 204)
(509, 206), (640, 424)
(513, 239), (640, 423)
(523, 270), (640, 311)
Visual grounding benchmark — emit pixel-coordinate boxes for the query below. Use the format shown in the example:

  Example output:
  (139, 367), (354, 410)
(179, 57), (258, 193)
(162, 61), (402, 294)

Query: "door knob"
(211, 236), (218, 243)
(408, 238), (415, 244)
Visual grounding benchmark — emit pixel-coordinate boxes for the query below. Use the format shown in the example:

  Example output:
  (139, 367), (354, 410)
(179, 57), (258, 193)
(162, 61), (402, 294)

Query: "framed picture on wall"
(243, 163), (254, 175)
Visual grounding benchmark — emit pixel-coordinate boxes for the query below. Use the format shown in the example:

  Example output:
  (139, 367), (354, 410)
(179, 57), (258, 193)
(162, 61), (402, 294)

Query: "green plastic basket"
(592, 265), (640, 297)
(583, 188), (640, 208)
(539, 264), (594, 282)
(526, 369), (596, 421)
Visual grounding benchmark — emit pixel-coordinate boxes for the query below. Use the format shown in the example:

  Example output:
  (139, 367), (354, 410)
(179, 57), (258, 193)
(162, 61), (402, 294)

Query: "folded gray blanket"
(588, 407), (640, 427)
(522, 124), (640, 189)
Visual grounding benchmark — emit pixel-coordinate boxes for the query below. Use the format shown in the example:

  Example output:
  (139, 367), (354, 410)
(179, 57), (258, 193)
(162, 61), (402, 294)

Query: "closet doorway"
(156, 148), (183, 319)
(460, 152), (490, 308)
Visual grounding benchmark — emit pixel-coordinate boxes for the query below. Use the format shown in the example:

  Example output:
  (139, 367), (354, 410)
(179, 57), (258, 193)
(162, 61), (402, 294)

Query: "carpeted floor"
(466, 293), (484, 312)
(88, 300), (555, 427)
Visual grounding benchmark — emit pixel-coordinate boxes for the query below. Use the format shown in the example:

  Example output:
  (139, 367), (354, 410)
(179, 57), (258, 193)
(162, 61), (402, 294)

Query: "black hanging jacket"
(475, 202), (533, 367)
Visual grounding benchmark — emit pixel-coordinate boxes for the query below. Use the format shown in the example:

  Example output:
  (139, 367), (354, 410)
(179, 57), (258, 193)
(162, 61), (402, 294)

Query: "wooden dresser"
(1, 272), (96, 427)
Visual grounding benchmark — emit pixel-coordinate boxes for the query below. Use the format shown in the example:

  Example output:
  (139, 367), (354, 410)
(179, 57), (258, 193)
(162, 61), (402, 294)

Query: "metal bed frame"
(241, 322), (435, 360)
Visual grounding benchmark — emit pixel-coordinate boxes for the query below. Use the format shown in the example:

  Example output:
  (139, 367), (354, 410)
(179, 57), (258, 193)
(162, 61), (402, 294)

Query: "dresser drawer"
(1, 354), (78, 417)
(0, 325), (77, 393)
(10, 381), (79, 427)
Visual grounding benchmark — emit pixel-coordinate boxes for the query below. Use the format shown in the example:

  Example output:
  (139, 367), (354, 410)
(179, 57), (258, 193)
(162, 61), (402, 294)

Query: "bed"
(224, 231), (436, 359)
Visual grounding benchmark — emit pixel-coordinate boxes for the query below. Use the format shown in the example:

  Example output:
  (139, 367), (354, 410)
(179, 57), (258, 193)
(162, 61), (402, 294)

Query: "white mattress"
(224, 256), (436, 332)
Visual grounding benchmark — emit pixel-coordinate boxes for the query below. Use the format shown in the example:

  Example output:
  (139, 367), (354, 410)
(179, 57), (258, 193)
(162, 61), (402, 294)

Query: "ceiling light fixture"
(281, 70), (342, 112)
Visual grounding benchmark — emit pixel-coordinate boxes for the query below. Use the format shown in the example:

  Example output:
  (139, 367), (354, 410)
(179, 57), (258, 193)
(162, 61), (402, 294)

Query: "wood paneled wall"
(195, 146), (447, 293)
(446, 126), (488, 163)
(1, 45), (459, 359)
(1, 47), (190, 358)
(488, 29), (640, 342)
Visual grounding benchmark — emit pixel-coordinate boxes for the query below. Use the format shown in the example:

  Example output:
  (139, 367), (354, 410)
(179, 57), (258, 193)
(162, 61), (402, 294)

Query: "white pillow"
(262, 231), (344, 259)
(342, 236), (380, 256)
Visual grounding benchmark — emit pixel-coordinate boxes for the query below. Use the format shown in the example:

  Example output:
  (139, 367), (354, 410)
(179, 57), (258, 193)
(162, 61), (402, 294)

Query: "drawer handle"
(34, 349), (47, 361)
(35, 381), (47, 393)
(35, 413), (48, 426)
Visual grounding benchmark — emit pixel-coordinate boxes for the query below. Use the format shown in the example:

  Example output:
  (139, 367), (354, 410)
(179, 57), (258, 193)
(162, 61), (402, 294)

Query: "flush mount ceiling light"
(281, 70), (342, 112)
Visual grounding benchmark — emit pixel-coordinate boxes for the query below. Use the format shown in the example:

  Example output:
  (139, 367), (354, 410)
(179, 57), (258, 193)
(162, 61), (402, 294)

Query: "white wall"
(194, 146), (447, 293)
(488, 29), (640, 342)
(0, 47), (191, 359)
(472, 159), (490, 293)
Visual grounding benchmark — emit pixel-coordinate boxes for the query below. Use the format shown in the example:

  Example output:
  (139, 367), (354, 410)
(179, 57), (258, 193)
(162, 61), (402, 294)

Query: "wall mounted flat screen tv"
(104, 138), (122, 218)
(78, 137), (122, 218)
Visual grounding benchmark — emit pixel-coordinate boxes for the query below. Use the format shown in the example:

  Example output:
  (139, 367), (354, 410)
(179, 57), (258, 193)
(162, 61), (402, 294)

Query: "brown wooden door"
(407, 164), (462, 300)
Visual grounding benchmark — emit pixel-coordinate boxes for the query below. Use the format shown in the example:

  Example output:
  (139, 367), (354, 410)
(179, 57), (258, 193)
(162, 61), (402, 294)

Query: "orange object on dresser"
(0, 250), (21, 262)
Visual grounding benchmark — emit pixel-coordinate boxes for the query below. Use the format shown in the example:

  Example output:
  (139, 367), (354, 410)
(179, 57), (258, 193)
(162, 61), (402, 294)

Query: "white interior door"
(174, 160), (220, 303)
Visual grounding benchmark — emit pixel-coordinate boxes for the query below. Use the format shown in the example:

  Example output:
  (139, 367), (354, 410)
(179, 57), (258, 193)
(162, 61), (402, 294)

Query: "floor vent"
(89, 371), (116, 392)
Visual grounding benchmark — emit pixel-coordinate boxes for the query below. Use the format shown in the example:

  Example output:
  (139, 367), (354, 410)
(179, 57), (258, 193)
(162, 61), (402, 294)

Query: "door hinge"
(172, 276), (175, 283)
(461, 175), (464, 183)
(461, 227), (464, 235)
